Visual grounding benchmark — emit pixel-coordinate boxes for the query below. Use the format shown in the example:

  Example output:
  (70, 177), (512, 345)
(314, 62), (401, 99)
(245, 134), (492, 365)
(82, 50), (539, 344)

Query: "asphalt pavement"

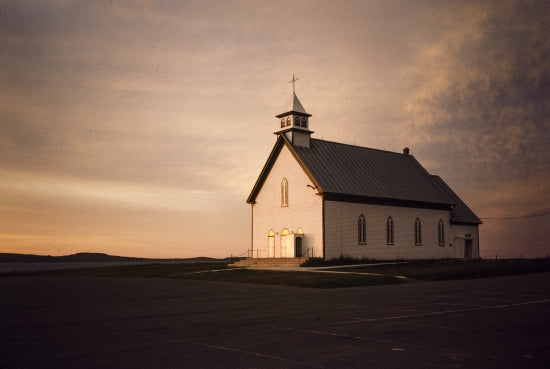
(1, 272), (549, 368)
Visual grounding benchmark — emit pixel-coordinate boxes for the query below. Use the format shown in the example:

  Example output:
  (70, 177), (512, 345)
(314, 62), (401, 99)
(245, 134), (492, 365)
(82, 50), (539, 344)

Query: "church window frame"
(281, 177), (288, 207)
(295, 116), (300, 126)
(301, 117), (307, 127)
(386, 216), (394, 245)
(438, 219), (445, 246)
(286, 117), (291, 126)
(414, 218), (422, 246)
(358, 214), (366, 245)
(280, 118), (285, 128)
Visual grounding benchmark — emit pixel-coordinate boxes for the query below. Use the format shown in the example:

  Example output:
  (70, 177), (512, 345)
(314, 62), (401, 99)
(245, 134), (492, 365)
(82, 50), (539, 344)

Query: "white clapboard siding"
(324, 200), (457, 260)
(252, 145), (323, 258)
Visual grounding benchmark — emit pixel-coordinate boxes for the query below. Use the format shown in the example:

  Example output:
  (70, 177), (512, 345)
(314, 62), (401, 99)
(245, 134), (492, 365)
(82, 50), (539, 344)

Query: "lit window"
(358, 214), (366, 245)
(438, 219), (445, 246)
(414, 218), (422, 246)
(386, 216), (394, 245)
(281, 178), (288, 207)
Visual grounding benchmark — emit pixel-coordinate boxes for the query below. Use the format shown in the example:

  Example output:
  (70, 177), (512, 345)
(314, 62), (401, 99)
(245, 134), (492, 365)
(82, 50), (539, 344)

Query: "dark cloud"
(408, 1), (549, 182)
(1, 0), (548, 258)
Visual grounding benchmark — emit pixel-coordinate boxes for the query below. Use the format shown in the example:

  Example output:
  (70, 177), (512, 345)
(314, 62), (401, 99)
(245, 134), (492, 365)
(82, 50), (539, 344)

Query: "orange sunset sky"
(1, 0), (549, 259)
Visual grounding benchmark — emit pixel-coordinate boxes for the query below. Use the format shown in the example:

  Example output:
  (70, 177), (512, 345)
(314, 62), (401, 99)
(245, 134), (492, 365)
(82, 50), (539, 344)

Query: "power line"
(480, 210), (550, 220)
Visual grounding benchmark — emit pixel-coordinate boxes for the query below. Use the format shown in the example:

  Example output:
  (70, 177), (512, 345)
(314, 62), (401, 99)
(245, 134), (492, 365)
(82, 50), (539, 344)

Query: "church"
(247, 83), (481, 261)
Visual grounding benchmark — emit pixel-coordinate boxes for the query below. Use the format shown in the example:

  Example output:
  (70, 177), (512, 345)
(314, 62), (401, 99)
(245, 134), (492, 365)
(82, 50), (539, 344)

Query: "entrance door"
(268, 236), (275, 257)
(464, 239), (473, 259)
(295, 237), (302, 257)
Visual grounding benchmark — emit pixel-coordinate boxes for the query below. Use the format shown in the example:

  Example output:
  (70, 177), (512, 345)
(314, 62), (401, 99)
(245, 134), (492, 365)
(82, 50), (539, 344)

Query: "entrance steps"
(229, 257), (307, 268)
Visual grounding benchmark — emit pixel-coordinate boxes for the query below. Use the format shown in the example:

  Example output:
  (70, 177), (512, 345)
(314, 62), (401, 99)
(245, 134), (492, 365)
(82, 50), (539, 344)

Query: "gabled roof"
(248, 137), (481, 224)
(293, 139), (454, 207)
(430, 175), (482, 225)
(276, 93), (311, 118)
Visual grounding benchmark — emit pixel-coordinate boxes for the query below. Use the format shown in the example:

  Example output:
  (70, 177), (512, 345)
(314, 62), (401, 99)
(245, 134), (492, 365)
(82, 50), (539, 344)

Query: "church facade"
(247, 91), (481, 260)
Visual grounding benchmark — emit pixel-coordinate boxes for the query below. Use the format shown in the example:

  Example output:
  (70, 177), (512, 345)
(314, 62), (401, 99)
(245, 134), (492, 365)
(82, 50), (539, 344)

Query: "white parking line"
(329, 299), (550, 325)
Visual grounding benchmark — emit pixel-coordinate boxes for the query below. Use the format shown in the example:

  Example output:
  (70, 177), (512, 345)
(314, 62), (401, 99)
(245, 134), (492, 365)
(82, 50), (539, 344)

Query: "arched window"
(358, 214), (366, 245)
(414, 218), (422, 246)
(301, 117), (307, 127)
(386, 216), (394, 245)
(280, 118), (285, 128)
(438, 219), (445, 246)
(295, 116), (300, 126)
(281, 178), (288, 207)
(286, 117), (291, 126)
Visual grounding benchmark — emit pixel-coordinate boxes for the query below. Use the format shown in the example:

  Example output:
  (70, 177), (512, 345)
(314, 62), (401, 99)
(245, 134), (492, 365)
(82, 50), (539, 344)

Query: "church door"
(295, 237), (303, 257)
(268, 230), (275, 258)
(464, 239), (473, 259)
(280, 229), (290, 258)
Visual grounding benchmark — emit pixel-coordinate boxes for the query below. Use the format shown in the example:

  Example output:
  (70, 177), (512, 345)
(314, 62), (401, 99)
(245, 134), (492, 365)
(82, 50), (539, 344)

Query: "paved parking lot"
(1, 272), (549, 368)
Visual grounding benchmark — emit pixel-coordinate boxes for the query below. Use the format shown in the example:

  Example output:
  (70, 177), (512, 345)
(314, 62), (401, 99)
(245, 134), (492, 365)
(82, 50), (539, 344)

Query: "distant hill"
(0, 252), (225, 263)
(0, 253), (142, 263)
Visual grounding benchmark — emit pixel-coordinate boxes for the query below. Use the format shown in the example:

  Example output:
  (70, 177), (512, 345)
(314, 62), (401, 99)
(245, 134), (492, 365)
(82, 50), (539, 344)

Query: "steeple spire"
(275, 76), (313, 148)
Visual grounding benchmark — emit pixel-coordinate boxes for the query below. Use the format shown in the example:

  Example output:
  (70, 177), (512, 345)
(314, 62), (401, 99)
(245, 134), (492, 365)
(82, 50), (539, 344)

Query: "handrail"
(298, 248), (312, 263)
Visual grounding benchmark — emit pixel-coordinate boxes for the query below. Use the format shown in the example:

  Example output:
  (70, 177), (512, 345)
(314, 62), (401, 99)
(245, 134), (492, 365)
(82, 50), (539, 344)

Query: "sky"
(1, 0), (549, 259)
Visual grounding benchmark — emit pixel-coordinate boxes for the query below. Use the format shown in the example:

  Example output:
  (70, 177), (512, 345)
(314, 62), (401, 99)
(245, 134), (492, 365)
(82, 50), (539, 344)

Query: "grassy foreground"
(9, 258), (550, 288)
(333, 258), (550, 280)
(20, 262), (404, 288)
(169, 269), (405, 288)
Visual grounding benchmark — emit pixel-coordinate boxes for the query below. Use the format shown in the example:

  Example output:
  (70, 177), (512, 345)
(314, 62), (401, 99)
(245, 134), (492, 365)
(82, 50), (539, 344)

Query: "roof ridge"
(309, 138), (407, 156)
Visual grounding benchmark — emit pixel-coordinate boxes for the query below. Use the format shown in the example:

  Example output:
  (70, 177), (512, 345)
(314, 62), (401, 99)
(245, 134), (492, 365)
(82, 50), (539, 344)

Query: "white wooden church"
(247, 85), (481, 261)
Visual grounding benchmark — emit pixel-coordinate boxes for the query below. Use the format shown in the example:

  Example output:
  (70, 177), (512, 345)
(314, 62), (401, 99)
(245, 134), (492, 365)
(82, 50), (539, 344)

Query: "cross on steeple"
(289, 74), (299, 93)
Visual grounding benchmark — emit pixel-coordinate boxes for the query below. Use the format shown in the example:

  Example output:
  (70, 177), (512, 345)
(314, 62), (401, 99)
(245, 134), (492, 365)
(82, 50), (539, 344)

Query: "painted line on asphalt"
(328, 299), (550, 326)
(197, 343), (326, 369)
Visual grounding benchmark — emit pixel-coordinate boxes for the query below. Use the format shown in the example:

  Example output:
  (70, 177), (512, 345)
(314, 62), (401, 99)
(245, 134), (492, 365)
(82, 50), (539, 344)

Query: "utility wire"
(480, 210), (550, 220)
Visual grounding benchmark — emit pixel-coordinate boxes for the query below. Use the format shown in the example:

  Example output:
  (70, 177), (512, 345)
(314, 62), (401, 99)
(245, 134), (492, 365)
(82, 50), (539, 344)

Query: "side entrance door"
(464, 239), (473, 259)
(295, 237), (302, 257)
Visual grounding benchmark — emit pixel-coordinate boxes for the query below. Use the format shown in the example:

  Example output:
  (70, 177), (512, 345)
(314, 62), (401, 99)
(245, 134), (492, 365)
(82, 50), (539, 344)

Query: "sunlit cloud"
(1, 0), (548, 258)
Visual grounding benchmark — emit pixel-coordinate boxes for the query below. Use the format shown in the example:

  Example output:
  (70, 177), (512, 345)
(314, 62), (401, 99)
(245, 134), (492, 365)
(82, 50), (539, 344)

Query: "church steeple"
(275, 75), (313, 147)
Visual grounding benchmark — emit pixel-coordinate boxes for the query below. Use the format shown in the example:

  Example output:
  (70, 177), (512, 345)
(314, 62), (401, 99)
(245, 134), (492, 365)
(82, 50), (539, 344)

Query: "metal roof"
(430, 175), (482, 224)
(248, 136), (481, 225)
(292, 139), (454, 207)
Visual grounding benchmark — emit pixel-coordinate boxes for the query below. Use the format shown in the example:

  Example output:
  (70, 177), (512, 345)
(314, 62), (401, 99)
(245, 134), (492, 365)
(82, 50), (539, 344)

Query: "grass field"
(332, 258), (550, 281)
(8, 258), (550, 288)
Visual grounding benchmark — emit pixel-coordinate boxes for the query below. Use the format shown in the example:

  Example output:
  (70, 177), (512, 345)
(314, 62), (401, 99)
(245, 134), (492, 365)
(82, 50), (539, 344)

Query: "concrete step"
(229, 257), (307, 268)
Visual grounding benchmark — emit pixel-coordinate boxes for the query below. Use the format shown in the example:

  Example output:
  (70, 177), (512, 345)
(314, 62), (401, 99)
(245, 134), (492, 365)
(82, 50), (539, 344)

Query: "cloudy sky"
(1, 0), (548, 259)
